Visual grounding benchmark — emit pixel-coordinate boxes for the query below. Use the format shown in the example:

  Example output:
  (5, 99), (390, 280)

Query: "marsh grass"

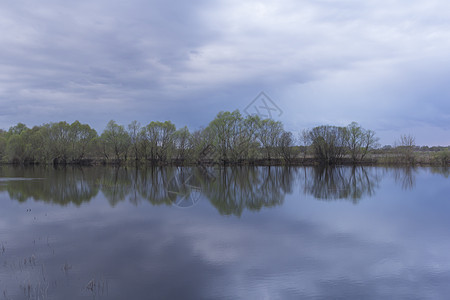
(86, 277), (109, 297)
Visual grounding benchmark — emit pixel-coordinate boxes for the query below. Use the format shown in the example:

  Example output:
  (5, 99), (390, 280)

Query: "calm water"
(0, 166), (449, 299)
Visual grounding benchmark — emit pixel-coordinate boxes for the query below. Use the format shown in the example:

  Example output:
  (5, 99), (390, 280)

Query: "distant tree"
(26, 126), (47, 162)
(345, 122), (379, 163)
(207, 110), (243, 163)
(45, 121), (72, 163)
(0, 135), (6, 162)
(6, 134), (26, 163)
(173, 126), (190, 162)
(128, 120), (142, 161)
(5, 125), (45, 163)
(299, 129), (311, 160)
(278, 131), (296, 163)
(100, 120), (131, 162)
(69, 121), (97, 161)
(189, 128), (215, 163)
(396, 134), (416, 164)
(308, 125), (347, 164)
(8, 123), (28, 136)
(238, 115), (261, 161)
(143, 121), (176, 163)
(257, 118), (283, 161)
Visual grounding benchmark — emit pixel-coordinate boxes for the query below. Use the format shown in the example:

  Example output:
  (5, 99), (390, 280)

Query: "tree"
(257, 119), (283, 161)
(6, 134), (26, 163)
(8, 123), (28, 136)
(25, 126), (47, 163)
(128, 120), (142, 161)
(207, 110), (243, 163)
(361, 129), (379, 161)
(69, 121), (97, 161)
(278, 131), (296, 162)
(308, 125), (347, 164)
(45, 121), (72, 163)
(345, 122), (379, 163)
(396, 134), (415, 164)
(299, 129), (311, 160)
(0, 135), (6, 162)
(100, 120), (131, 162)
(189, 127), (215, 163)
(143, 121), (176, 163)
(238, 115), (261, 161)
(6, 124), (45, 164)
(173, 126), (190, 162)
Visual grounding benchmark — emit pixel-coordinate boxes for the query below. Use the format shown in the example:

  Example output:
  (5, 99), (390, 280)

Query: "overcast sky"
(1, 0), (449, 145)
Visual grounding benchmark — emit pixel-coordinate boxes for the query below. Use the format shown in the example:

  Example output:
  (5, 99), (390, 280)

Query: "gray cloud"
(0, 0), (449, 144)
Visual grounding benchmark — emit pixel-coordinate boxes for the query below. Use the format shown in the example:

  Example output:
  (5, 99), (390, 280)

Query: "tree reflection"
(2, 165), (448, 210)
(392, 167), (416, 190)
(0, 166), (100, 206)
(98, 167), (133, 206)
(203, 167), (296, 216)
(166, 167), (214, 208)
(430, 167), (450, 178)
(99, 167), (180, 206)
(303, 166), (381, 203)
(136, 167), (177, 205)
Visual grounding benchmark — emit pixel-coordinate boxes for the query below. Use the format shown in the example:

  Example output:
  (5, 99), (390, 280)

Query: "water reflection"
(391, 166), (417, 190)
(303, 166), (381, 203)
(0, 166), (448, 212)
(0, 166), (100, 205)
(1, 166), (449, 300)
(203, 167), (295, 216)
(431, 166), (450, 178)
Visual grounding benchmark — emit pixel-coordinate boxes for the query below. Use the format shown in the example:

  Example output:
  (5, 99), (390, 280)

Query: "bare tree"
(278, 131), (296, 163)
(128, 120), (142, 161)
(299, 129), (311, 160)
(397, 134), (416, 164)
(308, 125), (347, 164)
(257, 119), (283, 161)
(345, 122), (379, 163)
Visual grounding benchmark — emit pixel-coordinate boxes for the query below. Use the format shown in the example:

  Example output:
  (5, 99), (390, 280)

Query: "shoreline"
(1, 156), (448, 167)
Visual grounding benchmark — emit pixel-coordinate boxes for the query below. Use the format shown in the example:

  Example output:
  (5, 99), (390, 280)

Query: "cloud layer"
(1, 0), (449, 145)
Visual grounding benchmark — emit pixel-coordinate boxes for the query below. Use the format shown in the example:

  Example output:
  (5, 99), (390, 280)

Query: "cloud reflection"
(0, 166), (449, 298)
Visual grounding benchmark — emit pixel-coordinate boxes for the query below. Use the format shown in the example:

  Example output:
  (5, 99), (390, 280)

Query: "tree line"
(0, 111), (448, 165)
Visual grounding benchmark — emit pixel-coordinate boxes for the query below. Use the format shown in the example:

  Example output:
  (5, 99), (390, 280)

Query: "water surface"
(0, 166), (449, 299)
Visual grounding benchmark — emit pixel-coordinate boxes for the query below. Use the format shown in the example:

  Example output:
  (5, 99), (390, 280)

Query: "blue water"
(0, 166), (448, 299)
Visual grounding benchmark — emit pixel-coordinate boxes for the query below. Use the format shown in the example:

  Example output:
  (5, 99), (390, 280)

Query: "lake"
(0, 165), (449, 299)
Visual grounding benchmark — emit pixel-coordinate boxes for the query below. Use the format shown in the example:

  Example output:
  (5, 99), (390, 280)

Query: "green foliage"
(0, 113), (443, 166)
(0, 136), (6, 162)
(207, 110), (243, 163)
(69, 121), (98, 161)
(206, 111), (285, 163)
(173, 126), (191, 161)
(100, 120), (131, 162)
(8, 123), (28, 136)
(143, 121), (176, 163)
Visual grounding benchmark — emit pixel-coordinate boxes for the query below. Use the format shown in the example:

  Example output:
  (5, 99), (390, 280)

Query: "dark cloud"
(0, 0), (449, 144)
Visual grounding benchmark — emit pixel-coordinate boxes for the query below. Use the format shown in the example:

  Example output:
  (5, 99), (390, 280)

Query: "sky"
(1, 0), (449, 146)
